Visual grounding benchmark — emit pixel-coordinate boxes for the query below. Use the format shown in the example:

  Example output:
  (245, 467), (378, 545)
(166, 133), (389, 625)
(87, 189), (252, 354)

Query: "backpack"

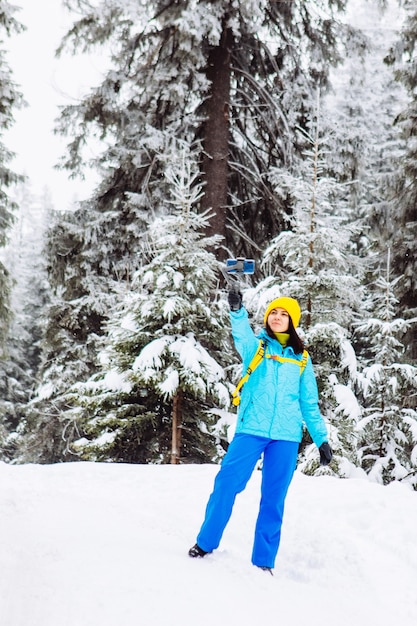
(231, 339), (309, 406)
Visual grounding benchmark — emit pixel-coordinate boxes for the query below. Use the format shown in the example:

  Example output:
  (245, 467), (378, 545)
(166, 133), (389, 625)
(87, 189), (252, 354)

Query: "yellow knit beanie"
(263, 297), (301, 328)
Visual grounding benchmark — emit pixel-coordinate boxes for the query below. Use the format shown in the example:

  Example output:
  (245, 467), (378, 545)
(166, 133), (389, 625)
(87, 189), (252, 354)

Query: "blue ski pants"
(196, 434), (299, 568)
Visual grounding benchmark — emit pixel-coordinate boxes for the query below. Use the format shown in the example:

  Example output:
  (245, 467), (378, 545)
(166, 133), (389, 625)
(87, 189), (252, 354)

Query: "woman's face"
(267, 307), (290, 333)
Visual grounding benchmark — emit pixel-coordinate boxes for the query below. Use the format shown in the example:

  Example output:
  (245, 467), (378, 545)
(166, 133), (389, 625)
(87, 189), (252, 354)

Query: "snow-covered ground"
(1, 461), (416, 626)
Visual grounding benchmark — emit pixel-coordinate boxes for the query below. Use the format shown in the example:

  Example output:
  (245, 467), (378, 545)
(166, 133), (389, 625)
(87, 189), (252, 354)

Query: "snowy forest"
(0, 0), (416, 490)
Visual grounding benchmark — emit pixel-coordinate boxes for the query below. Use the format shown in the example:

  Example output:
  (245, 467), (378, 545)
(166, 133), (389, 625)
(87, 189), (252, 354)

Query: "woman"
(188, 294), (332, 573)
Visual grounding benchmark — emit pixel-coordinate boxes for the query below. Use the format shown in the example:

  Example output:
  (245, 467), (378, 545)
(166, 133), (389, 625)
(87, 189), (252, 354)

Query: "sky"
(0, 461), (416, 626)
(5, 0), (103, 210)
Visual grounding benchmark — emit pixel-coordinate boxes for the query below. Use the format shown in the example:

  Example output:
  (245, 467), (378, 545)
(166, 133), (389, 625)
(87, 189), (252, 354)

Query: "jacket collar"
(258, 329), (296, 356)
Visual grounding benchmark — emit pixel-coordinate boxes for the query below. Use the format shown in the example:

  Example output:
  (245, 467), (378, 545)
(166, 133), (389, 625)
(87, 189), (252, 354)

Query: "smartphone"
(226, 258), (255, 274)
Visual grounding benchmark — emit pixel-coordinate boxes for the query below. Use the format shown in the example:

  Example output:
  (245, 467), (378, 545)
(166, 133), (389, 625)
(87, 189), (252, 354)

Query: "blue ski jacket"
(231, 307), (328, 447)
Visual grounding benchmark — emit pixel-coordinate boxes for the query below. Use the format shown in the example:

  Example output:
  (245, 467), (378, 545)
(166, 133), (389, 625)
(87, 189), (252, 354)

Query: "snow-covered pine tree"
(0, 1), (25, 338)
(288, 0), (415, 481)
(355, 250), (417, 489)
(57, 0), (353, 260)
(17, 185), (149, 463)
(0, 183), (51, 461)
(262, 94), (364, 327)
(258, 97), (363, 476)
(69, 148), (233, 464)
(0, 2), (26, 459)
(385, 0), (417, 359)
(319, 0), (411, 385)
(323, 0), (406, 259)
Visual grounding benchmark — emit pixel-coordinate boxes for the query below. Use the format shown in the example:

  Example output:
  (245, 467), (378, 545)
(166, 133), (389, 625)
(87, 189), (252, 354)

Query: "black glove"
(228, 290), (242, 312)
(319, 442), (333, 466)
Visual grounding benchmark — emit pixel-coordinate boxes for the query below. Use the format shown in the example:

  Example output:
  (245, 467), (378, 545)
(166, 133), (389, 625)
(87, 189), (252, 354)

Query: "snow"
(329, 374), (361, 421)
(170, 336), (203, 373)
(1, 462), (416, 626)
(158, 367), (179, 396)
(133, 338), (168, 371)
(102, 370), (131, 393)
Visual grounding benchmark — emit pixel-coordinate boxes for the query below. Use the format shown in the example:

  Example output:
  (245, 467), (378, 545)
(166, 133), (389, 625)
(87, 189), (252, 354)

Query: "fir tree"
(261, 95), (364, 325)
(0, 2), (25, 343)
(16, 194), (130, 463)
(67, 149), (233, 463)
(257, 99), (364, 476)
(355, 250), (417, 489)
(0, 1), (26, 459)
(323, 0), (406, 258)
(57, 0), (353, 259)
(0, 183), (50, 460)
(385, 0), (417, 359)
(265, 136), (361, 321)
(320, 0), (410, 382)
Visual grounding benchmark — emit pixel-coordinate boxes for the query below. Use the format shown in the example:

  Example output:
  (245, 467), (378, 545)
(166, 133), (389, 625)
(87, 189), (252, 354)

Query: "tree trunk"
(201, 20), (233, 249)
(170, 390), (182, 464)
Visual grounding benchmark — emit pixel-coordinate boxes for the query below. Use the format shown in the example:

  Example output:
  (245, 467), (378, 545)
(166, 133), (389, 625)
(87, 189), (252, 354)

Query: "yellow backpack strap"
(266, 349), (309, 372)
(300, 349), (309, 373)
(232, 345), (309, 406)
(231, 340), (265, 406)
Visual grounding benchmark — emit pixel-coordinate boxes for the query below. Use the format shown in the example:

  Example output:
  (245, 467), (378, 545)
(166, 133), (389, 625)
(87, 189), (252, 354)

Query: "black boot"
(188, 544), (210, 558)
(257, 566), (273, 576)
